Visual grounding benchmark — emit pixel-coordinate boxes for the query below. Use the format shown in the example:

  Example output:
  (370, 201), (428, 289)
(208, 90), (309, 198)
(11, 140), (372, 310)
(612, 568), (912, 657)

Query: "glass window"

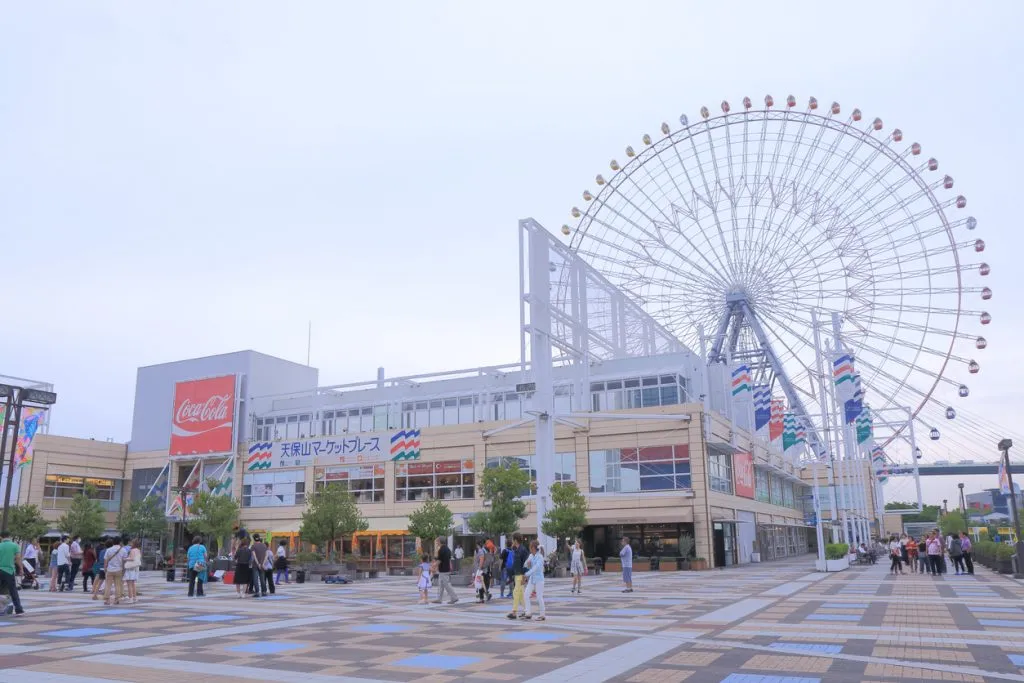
(443, 398), (458, 425)
(660, 384), (679, 405)
(286, 415), (299, 439)
(770, 474), (784, 506)
(708, 453), (733, 494)
(395, 459), (475, 501)
(242, 469), (306, 507)
(315, 464), (385, 503)
(588, 445), (690, 493)
(458, 396), (474, 423)
(429, 400), (443, 426)
(44, 475), (119, 510)
(484, 453), (577, 497)
(755, 468), (770, 503)
(782, 480), (795, 508)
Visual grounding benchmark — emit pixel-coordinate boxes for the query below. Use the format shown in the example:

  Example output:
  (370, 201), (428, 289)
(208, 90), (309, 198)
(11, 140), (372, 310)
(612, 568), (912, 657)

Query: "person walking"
(620, 536), (634, 593)
(959, 532), (974, 575)
(499, 544), (513, 599)
(906, 537), (919, 574)
(506, 535), (529, 619)
(22, 539), (38, 576)
(899, 534), (909, 570)
(416, 554), (432, 604)
(47, 545), (59, 592)
(91, 542), (107, 600)
(55, 536), (71, 592)
(474, 545), (491, 603)
(250, 535), (269, 598)
(103, 538), (125, 606)
(432, 537), (459, 605)
(274, 540), (290, 585)
(888, 536), (903, 575)
(262, 541), (276, 595)
(522, 540), (546, 621)
(187, 536), (208, 598)
(123, 539), (142, 604)
(917, 537), (929, 574)
(926, 533), (942, 576)
(68, 536), (83, 591)
(0, 530), (25, 616)
(81, 543), (96, 592)
(949, 534), (965, 575)
(453, 544), (464, 574)
(570, 539), (586, 594)
(233, 537), (253, 599)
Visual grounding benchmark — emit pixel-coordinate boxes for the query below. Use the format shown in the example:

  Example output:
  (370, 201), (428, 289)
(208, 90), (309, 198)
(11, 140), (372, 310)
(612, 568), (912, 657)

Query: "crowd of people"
(885, 530), (974, 576)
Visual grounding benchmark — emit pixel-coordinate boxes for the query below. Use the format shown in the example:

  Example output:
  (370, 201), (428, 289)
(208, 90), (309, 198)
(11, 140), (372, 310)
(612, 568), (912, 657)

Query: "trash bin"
(165, 568), (176, 582)
(296, 570), (306, 584)
(650, 556), (660, 571)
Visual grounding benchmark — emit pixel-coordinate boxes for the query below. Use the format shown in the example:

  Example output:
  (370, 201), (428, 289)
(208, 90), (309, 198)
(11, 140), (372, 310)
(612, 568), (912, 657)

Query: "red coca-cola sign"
(169, 375), (236, 457)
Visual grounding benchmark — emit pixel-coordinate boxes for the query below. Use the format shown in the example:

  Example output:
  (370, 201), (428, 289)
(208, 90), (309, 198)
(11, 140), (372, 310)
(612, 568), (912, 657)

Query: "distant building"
(966, 486), (1022, 519)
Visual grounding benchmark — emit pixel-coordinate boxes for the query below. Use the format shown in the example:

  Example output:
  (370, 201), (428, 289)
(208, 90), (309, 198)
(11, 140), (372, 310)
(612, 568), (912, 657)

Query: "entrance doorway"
(712, 522), (737, 567)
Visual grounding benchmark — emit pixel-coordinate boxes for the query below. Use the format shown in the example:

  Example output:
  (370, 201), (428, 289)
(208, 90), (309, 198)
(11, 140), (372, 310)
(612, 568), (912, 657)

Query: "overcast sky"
(2, 2), (1021, 507)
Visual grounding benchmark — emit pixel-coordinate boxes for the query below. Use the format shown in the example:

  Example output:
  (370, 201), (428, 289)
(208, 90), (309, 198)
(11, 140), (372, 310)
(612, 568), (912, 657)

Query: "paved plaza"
(2, 558), (1024, 682)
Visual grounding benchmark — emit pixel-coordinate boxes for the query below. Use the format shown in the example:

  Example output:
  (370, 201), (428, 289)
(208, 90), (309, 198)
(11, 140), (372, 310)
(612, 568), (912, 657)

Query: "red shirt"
(81, 547), (97, 572)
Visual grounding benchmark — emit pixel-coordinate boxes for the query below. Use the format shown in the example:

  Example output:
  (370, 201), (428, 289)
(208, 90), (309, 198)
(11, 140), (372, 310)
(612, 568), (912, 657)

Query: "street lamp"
(958, 482), (966, 515)
(943, 499), (948, 515)
(1, 384), (57, 531)
(997, 438), (1024, 578)
(170, 485), (190, 582)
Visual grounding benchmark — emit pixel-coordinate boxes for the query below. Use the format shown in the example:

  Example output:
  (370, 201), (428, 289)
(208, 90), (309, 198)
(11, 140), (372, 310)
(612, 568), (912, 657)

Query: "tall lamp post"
(958, 483), (966, 515)
(1, 385), (57, 531)
(997, 439), (1024, 579)
(171, 485), (190, 582)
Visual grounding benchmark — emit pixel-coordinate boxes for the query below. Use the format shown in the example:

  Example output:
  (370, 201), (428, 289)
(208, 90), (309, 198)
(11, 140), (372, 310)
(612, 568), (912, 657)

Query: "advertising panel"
(246, 429), (422, 472)
(733, 451), (755, 499)
(169, 375), (237, 458)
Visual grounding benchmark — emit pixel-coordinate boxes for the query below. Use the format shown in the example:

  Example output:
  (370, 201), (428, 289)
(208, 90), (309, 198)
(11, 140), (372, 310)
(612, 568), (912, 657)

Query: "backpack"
(504, 548), (514, 569)
(950, 538), (962, 556)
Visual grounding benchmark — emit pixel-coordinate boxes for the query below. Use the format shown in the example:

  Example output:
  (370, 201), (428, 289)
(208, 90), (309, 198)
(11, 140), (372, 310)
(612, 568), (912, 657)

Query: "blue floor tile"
(87, 609), (143, 616)
(821, 603), (868, 609)
(500, 631), (569, 642)
(394, 654), (481, 669)
(42, 628), (120, 638)
(647, 599), (690, 606)
(720, 675), (821, 683)
(770, 642), (843, 654)
(967, 606), (1021, 613)
(186, 614), (242, 622)
(227, 641), (306, 654)
(979, 619), (1024, 628)
(353, 623), (412, 633)
(606, 608), (654, 616)
(1009, 654), (1024, 666)
(256, 594), (293, 600)
(806, 614), (860, 622)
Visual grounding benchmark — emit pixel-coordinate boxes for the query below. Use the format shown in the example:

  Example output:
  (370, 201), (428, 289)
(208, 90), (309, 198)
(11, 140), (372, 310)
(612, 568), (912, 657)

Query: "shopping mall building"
(15, 346), (825, 569)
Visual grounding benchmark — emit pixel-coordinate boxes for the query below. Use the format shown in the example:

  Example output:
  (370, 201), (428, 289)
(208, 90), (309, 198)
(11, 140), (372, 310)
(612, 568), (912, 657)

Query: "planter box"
(690, 559), (709, 571)
(633, 561), (651, 572)
(659, 561), (677, 571)
(604, 560), (622, 572)
(815, 557), (850, 572)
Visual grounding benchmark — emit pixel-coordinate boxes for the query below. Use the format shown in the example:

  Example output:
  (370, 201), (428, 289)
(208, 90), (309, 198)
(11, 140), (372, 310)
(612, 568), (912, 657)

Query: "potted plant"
(690, 557), (708, 570)
(996, 544), (1014, 574)
(678, 534), (695, 570)
(817, 543), (850, 572)
(294, 550), (323, 584)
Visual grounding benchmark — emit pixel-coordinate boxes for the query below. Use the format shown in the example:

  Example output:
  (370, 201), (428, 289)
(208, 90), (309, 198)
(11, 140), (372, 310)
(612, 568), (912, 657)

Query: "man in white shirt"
(68, 536), (83, 591)
(103, 539), (124, 605)
(55, 536), (71, 592)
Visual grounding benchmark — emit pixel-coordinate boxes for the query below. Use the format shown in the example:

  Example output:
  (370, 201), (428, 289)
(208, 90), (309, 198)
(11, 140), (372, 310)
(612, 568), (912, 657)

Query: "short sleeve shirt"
(0, 539), (19, 574)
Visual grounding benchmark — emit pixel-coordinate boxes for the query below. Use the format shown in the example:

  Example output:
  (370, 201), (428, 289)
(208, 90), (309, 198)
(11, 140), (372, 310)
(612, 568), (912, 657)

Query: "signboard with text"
(169, 375), (237, 458)
(246, 429), (421, 472)
(733, 451), (755, 499)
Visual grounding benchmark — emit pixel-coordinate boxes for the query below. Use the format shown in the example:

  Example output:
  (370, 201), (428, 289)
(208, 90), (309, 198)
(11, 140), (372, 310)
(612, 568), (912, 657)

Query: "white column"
(527, 222), (557, 555)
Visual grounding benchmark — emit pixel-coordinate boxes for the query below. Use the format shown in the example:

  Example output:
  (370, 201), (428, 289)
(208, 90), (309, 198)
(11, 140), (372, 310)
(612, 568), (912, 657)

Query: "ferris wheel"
(557, 95), (991, 458)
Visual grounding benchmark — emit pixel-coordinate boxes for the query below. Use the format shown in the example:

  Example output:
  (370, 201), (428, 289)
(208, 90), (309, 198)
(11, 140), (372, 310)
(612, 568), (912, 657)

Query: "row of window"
(41, 474), (122, 512)
(755, 468), (809, 510)
(589, 446), (692, 493)
(253, 374), (689, 440)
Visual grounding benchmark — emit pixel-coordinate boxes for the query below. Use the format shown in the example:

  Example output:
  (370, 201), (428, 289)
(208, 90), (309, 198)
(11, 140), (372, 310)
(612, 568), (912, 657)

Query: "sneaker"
(519, 613), (530, 620)
(448, 598), (459, 605)
(535, 616), (546, 621)
(506, 613), (517, 620)
(431, 600), (442, 604)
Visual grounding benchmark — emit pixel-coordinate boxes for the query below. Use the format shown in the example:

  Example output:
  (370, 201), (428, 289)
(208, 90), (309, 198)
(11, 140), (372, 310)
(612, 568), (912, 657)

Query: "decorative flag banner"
(753, 385), (772, 434)
(209, 457), (235, 497)
(871, 444), (888, 484)
(769, 398), (785, 442)
(730, 365), (752, 396)
(782, 412), (806, 453)
(145, 462), (170, 502)
(856, 405), (873, 446)
(247, 442), (273, 471)
(167, 460), (202, 519)
(833, 354), (863, 424)
(14, 408), (46, 469)
(389, 429), (422, 460)
(999, 458), (1011, 495)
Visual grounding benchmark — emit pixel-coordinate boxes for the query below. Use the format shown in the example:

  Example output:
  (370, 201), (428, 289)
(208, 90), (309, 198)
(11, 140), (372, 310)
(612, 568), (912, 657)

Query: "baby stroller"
(20, 558), (40, 590)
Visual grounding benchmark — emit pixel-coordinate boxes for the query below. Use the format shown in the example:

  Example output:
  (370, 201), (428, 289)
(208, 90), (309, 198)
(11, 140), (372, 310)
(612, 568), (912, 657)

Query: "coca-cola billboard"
(169, 375), (237, 457)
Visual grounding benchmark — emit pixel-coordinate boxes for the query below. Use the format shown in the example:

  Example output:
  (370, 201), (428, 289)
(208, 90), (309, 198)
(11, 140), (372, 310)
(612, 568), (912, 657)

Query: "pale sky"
(2, 2), (1021, 507)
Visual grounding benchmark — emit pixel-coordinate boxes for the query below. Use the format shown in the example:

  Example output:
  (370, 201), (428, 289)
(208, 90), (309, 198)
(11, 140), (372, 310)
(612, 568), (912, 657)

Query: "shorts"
(622, 567), (633, 584)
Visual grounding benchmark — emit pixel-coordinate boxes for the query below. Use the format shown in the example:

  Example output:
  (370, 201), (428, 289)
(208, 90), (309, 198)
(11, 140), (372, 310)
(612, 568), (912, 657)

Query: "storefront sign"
(246, 429), (421, 472)
(733, 451), (755, 499)
(169, 375), (237, 458)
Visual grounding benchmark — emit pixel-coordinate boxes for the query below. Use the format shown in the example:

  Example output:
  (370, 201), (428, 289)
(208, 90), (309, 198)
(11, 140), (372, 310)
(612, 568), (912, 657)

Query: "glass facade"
(242, 470), (306, 507)
(756, 525), (810, 561)
(314, 464), (385, 503)
(485, 453), (576, 496)
(590, 374), (687, 412)
(43, 474), (121, 512)
(395, 459), (475, 502)
(755, 468), (770, 503)
(588, 445), (691, 493)
(708, 453), (733, 493)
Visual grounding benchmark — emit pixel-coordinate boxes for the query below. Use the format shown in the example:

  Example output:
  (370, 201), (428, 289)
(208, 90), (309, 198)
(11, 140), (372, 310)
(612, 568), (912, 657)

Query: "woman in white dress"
(570, 539), (586, 595)
(123, 539), (142, 603)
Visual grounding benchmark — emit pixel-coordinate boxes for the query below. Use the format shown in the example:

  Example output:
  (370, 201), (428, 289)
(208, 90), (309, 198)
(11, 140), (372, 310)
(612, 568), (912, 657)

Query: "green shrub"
(295, 551), (325, 565)
(825, 543), (850, 560)
(996, 544), (1015, 561)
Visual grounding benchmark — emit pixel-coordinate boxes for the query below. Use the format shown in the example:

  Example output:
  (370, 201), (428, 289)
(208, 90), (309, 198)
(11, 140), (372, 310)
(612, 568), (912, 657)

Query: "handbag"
(124, 550), (141, 571)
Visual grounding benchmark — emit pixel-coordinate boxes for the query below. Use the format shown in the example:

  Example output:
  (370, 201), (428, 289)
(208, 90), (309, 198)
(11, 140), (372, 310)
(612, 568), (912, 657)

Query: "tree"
(299, 484), (368, 561)
(541, 482), (589, 558)
(58, 485), (106, 540)
(117, 496), (169, 547)
(468, 462), (529, 539)
(189, 491), (241, 554)
(7, 504), (48, 542)
(939, 510), (968, 536)
(885, 501), (942, 524)
(406, 499), (454, 558)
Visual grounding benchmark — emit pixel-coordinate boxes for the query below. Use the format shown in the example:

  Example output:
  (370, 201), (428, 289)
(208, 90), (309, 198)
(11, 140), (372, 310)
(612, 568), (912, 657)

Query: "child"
(417, 554), (431, 604)
(474, 566), (486, 603)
